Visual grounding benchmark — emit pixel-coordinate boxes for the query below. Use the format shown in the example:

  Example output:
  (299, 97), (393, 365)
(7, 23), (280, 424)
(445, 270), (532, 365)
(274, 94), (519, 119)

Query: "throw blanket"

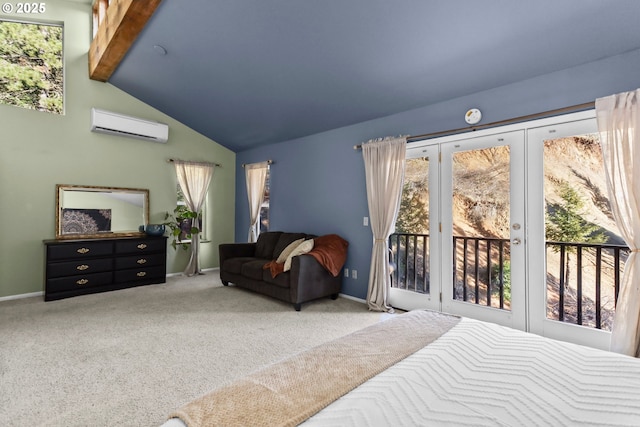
(263, 259), (285, 277)
(169, 310), (460, 427)
(306, 234), (348, 277)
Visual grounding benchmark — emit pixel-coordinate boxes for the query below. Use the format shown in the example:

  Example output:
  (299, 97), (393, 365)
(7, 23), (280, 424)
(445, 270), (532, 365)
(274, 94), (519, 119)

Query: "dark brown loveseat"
(219, 231), (347, 311)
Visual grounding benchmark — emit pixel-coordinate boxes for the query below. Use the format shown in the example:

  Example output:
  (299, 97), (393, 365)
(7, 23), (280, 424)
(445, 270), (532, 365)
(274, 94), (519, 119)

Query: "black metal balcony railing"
(452, 236), (511, 310)
(545, 241), (628, 330)
(389, 233), (629, 331)
(389, 233), (430, 294)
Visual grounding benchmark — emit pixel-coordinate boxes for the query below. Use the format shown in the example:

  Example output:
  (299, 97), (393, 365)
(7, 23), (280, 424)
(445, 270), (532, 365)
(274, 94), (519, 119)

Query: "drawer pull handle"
(77, 248), (90, 254)
(76, 279), (89, 285)
(77, 264), (89, 271)
(137, 271), (147, 277)
(137, 243), (147, 250)
(137, 259), (147, 264)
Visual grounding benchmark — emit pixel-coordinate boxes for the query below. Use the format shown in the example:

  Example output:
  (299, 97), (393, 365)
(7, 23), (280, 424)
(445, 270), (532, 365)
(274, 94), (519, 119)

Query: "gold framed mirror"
(56, 184), (149, 239)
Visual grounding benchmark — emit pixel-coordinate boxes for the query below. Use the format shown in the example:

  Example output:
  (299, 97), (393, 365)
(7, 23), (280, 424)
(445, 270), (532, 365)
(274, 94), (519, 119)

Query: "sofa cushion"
(273, 233), (308, 259)
(255, 232), (282, 259)
(223, 257), (256, 274)
(241, 259), (271, 281)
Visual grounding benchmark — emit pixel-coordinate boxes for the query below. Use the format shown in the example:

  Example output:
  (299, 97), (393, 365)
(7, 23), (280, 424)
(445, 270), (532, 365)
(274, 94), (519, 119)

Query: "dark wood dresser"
(43, 236), (167, 301)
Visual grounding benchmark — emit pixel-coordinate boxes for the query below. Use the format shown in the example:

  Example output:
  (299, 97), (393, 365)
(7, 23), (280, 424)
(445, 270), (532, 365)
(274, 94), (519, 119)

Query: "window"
(0, 20), (63, 114)
(259, 166), (270, 234)
(176, 185), (206, 243)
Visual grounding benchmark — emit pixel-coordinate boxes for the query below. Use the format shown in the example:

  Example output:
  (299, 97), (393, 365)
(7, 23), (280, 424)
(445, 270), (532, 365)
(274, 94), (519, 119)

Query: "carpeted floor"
(0, 272), (388, 426)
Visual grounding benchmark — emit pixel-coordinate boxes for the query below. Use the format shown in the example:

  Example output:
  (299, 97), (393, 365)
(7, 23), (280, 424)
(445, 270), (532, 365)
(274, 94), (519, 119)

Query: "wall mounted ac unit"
(90, 108), (169, 143)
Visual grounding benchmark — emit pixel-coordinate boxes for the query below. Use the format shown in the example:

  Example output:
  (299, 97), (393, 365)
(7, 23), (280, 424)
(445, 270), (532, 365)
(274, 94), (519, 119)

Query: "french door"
(390, 110), (616, 349)
(390, 129), (527, 330)
(527, 116), (615, 350)
(440, 131), (526, 330)
(389, 144), (440, 311)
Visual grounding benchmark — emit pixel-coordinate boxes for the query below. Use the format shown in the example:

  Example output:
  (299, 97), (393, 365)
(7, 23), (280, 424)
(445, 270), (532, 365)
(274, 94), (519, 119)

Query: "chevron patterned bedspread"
(302, 316), (640, 426)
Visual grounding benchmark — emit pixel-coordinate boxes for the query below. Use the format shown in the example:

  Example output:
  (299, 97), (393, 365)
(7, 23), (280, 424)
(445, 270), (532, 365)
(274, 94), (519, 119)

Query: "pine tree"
(0, 21), (63, 113)
(395, 181), (429, 234)
(546, 182), (608, 288)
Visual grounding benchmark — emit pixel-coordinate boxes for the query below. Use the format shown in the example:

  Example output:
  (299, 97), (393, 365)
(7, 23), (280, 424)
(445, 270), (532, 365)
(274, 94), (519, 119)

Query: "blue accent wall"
(236, 48), (640, 300)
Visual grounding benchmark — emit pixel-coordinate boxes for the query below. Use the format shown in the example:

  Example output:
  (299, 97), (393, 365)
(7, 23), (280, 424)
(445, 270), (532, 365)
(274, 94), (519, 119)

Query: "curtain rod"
(167, 158), (221, 167)
(242, 159), (274, 168)
(353, 101), (595, 150)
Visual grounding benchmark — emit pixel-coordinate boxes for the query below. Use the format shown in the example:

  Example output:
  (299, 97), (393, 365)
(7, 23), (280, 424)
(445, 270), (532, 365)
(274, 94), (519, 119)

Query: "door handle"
(512, 238), (522, 245)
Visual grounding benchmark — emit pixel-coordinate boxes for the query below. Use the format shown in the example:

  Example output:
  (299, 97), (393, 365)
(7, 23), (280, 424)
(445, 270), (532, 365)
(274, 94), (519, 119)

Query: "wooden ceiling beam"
(89, 0), (162, 82)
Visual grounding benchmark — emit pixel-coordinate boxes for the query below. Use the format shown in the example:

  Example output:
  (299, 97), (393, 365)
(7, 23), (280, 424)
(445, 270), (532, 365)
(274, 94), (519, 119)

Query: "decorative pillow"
(284, 239), (314, 272)
(276, 238), (305, 264)
(272, 233), (307, 259)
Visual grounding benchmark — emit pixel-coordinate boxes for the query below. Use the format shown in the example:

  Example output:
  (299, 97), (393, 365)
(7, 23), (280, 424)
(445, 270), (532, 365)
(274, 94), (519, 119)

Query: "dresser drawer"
(47, 258), (113, 278)
(115, 238), (166, 254)
(114, 266), (165, 283)
(48, 241), (113, 260)
(115, 254), (165, 270)
(47, 272), (113, 293)
(44, 237), (167, 301)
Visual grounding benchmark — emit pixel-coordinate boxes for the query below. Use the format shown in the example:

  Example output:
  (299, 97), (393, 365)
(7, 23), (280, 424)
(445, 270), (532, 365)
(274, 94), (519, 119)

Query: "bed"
(162, 310), (640, 426)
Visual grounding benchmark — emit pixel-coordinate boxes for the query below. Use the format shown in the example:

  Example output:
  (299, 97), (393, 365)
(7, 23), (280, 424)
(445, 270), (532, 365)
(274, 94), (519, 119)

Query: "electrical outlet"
(352, 269), (357, 279)
(363, 217), (369, 226)
(344, 268), (349, 278)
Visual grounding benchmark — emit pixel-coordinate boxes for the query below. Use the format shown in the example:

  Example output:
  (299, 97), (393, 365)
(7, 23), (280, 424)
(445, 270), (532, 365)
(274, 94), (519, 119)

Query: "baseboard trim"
(1, 270), (360, 306)
(166, 267), (219, 278)
(338, 293), (366, 305)
(0, 269), (223, 301)
(0, 291), (43, 302)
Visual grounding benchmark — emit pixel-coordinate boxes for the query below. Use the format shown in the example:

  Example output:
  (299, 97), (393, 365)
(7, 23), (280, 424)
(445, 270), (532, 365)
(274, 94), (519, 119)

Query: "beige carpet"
(0, 272), (388, 426)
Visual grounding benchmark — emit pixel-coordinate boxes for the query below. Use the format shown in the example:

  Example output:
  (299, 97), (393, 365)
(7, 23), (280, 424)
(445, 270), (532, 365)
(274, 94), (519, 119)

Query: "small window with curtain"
(177, 184), (206, 242)
(245, 161), (271, 242)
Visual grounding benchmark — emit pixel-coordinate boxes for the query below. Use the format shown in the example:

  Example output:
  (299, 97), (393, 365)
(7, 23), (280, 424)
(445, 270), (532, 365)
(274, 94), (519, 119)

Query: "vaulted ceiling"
(106, 0), (640, 152)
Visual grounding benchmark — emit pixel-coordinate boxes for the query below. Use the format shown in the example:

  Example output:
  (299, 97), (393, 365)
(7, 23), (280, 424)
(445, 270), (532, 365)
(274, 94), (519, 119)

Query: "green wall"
(0, 1), (235, 299)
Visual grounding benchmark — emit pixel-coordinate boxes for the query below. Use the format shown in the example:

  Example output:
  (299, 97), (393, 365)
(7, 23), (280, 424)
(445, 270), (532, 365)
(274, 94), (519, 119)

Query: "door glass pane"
(391, 157), (430, 294)
(543, 134), (626, 331)
(452, 145), (511, 310)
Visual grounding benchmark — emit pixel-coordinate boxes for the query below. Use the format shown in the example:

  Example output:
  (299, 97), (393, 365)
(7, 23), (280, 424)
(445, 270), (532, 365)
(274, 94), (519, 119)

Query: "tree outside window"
(0, 20), (63, 114)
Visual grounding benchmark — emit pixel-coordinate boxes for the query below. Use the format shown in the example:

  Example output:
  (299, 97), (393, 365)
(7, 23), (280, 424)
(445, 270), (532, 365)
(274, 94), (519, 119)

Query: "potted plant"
(164, 205), (200, 250)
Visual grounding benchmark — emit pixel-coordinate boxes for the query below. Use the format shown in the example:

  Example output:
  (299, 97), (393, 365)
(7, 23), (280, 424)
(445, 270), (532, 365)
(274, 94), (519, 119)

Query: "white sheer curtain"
(174, 160), (215, 277)
(362, 136), (407, 312)
(245, 162), (269, 242)
(596, 88), (640, 357)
